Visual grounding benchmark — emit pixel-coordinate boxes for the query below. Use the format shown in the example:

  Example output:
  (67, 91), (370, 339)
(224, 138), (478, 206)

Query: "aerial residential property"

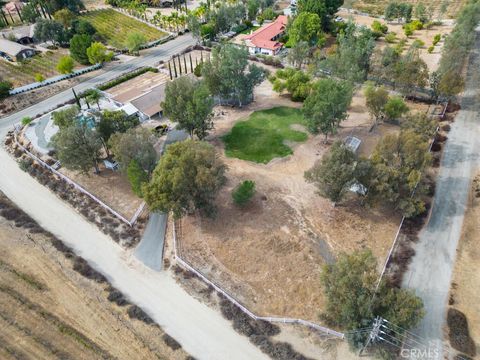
(0, 1), (479, 360)
(242, 15), (288, 55)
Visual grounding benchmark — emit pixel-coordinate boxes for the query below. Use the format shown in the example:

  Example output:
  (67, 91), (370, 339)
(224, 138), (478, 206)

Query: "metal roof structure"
(0, 38), (35, 57)
(344, 136), (362, 153)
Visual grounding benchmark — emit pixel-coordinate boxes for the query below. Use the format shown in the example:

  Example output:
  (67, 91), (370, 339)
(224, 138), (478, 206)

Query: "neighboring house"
(0, 38), (37, 61)
(0, 24), (36, 45)
(243, 15), (288, 56)
(104, 71), (172, 121)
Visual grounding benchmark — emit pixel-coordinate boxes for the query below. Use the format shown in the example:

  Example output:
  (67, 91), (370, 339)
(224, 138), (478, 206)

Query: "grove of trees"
(162, 76), (214, 139)
(321, 250), (424, 349)
(202, 44), (266, 106)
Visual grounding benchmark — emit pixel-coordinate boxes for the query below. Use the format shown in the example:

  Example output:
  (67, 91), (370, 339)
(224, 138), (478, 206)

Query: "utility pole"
(359, 316), (382, 356)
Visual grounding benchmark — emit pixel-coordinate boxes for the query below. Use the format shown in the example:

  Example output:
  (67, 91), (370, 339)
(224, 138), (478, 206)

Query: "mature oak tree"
(143, 140), (226, 218)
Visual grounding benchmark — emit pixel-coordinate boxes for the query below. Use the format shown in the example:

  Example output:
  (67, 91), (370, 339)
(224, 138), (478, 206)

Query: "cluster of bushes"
(403, 19), (423, 37)
(447, 308), (476, 357)
(249, 54), (284, 69)
(127, 305), (155, 324)
(386, 129), (448, 287)
(97, 67), (158, 91)
(73, 256), (108, 283)
(7, 137), (142, 247)
(162, 334), (182, 351)
(106, 285), (131, 306)
(219, 298), (313, 360)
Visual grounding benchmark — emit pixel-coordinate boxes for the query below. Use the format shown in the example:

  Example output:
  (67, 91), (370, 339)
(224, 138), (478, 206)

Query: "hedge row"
(97, 67), (158, 91)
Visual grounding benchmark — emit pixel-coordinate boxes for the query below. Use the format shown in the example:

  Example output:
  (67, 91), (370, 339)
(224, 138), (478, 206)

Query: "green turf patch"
(80, 9), (167, 49)
(222, 107), (308, 164)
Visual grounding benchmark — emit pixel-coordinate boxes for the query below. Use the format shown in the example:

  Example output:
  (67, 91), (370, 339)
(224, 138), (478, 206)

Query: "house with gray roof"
(0, 38), (38, 61)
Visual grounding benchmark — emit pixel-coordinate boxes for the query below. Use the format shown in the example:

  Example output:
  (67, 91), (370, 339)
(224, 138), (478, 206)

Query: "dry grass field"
(0, 194), (188, 360)
(178, 78), (407, 321)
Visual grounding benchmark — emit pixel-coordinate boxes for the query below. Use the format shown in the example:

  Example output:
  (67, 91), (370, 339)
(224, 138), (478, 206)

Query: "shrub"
(72, 257), (107, 283)
(97, 67), (157, 91)
(428, 46), (434, 53)
(404, 24), (414, 37)
(412, 39), (425, 48)
(232, 180), (256, 206)
(194, 62), (203, 77)
(162, 334), (182, 350)
(107, 288), (130, 306)
(21, 116), (33, 126)
(372, 20), (388, 34)
(18, 159), (32, 172)
(57, 55), (75, 74)
(34, 73), (45, 82)
(410, 20), (424, 30)
(127, 305), (154, 324)
(0, 80), (12, 100)
(447, 308), (476, 356)
(385, 32), (397, 43)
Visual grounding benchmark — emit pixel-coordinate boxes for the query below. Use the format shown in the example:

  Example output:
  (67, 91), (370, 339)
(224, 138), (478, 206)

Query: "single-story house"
(1, 24), (35, 45)
(243, 15), (288, 56)
(0, 38), (37, 61)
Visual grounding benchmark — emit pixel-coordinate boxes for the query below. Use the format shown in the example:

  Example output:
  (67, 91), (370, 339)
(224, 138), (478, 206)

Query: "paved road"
(402, 28), (480, 358)
(134, 212), (167, 271)
(0, 34), (195, 128)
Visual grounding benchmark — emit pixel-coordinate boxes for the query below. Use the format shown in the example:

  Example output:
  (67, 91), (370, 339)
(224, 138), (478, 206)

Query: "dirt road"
(402, 29), (480, 357)
(0, 146), (269, 360)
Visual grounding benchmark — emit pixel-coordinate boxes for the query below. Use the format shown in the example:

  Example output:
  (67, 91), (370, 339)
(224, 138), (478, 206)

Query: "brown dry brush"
(447, 308), (476, 357)
(218, 297), (313, 360)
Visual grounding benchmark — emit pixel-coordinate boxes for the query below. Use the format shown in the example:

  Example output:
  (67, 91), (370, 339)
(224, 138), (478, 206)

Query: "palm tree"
(87, 89), (104, 111)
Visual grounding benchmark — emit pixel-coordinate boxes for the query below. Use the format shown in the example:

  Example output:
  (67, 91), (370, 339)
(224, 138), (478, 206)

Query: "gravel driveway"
(402, 29), (480, 358)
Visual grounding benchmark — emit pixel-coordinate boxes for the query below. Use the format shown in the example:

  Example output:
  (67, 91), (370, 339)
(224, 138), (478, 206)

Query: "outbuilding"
(0, 38), (37, 61)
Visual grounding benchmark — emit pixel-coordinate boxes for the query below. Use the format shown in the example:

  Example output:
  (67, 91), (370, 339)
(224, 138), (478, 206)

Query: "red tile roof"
(245, 15), (288, 51)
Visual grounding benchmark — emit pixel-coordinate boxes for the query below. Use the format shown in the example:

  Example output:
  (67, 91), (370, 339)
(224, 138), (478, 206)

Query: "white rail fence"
(13, 129), (145, 227)
(172, 220), (345, 339)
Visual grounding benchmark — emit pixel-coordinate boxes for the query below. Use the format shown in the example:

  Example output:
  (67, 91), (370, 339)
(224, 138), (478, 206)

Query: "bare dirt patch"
(59, 162), (144, 220)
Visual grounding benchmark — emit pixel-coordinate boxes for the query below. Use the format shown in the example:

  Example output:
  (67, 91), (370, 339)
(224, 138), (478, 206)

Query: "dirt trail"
(0, 146), (269, 360)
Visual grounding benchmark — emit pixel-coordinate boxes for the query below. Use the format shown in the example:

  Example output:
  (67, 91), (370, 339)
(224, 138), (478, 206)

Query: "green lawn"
(81, 9), (167, 49)
(222, 107), (308, 164)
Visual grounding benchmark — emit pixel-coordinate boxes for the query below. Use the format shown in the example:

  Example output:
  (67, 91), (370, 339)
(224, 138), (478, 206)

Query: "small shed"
(344, 136), (361, 154)
(0, 38), (37, 61)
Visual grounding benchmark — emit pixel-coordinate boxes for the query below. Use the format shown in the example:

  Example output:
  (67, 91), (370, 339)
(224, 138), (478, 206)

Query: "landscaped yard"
(81, 9), (167, 49)
(222, 106), (308, 163)
(0, 50), (77, 87)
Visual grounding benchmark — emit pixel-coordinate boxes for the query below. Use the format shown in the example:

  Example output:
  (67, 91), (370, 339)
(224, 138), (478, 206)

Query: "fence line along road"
(172, 220), (345, 339)
(12, 129), (144, 227)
